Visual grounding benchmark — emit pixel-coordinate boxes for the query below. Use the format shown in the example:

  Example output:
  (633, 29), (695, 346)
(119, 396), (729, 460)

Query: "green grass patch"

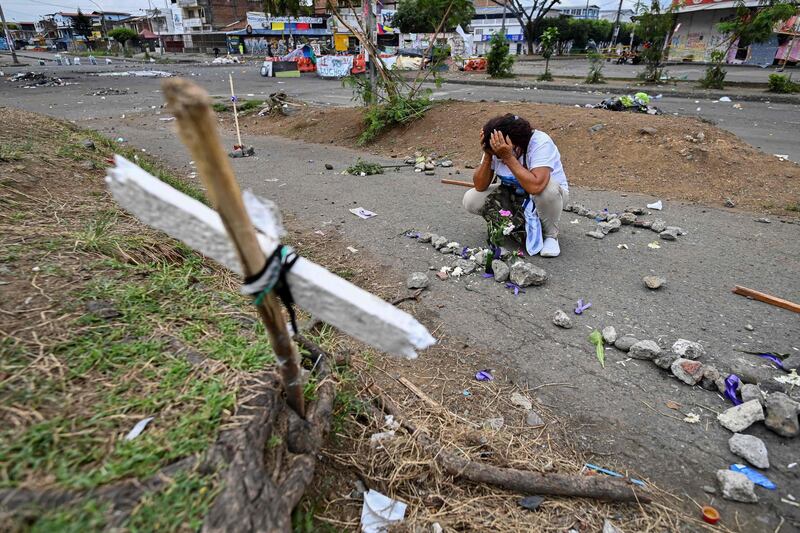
(0, 140), (33, 162)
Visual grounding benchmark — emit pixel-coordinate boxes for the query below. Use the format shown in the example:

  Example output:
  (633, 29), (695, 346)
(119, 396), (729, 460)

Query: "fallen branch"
(370, 386), (652, 504)
(441, 178), (474, 188)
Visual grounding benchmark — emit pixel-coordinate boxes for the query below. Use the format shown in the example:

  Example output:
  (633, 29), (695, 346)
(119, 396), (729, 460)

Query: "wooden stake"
(441, 178), (474, 188)
(732, 285), (800, 314)
(228, 74), (243, 149)
(162, 78), (305, 417)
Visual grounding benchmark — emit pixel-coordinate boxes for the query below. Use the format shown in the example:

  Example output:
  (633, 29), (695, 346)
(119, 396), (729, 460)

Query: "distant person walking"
(213, 46), (220, 58)
(238, 43), (245, 56)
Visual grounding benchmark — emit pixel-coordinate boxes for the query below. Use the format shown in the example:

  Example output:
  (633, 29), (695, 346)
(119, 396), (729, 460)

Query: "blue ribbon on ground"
(730, 464), (776, 490)
(757, 353), (785, 370)
(724, 374), (742, 405)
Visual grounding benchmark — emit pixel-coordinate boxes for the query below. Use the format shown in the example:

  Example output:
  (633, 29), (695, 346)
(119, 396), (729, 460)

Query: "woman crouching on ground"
(463, 114), (569, 258)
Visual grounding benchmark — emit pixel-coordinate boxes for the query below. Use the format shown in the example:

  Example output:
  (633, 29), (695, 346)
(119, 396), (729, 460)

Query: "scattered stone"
(598, 219), (621, 234)
(672, 339), (705, 360)
(724, 198), (736, 208)
(418, 232), (433, 243)
(717, 469), (758, 503)
(525, 410), (544, 426)
(744, 324), (754, 331)
(601, 326), (617, 344)
(509, 262), (548, 287)
(702, 485), (717, 494)
(728, 433), (770, 469)
(717, 400), (765, 433)
(518, 495), (544, 512)
(614, 335), (639, 352)
(552, 310), (573, 329)
(637, 219), (653, 229)
(586, 230), (605, 239)
(781, 353), (800, 372)
(81, 160), (96, 170)
(671, 358), (704, 385)
(440, 160), (453, 167)
(85, 300), (121, 319)
(731, 356), (780, 385)
(651, 219), (667, 233)
(575, 206), (589, 216)
(472, 249), (488, 265)
(700, 364), (721, 391)
(483, 417), (504, 431)
(659, 227), (679, 241)
(595, 212), (608, 222)
(589, 123), (605, 133)
(643, 275), (666, 290)
(510, 391), (533, 411)
(639, 127), (658, 135)
(425, 170), (436, 176)
(432, 236), (448, 249)
(406, 272), (429, 289)
(452, 258), (476, 275)
(491, 260), (509, 282)
(424, 162), (435, 171)
(324, 163), (334, 170)
(625, 207), (647, 215)
(740, 384), (764, 405)
(653, 353), (677, 370)
(629, 340), (661, 360)
(619, 212), (637, 225)
(602, 520), (624, 533)
(81, 139), (95, 150)
(764, 392), (800, 437)
(435, 271), (448, 281)
(754, 217), (771, 224)
(587, 210), (598, 219)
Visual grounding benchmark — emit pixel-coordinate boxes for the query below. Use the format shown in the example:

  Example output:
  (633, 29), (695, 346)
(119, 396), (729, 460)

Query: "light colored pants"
(462, 179), (569, 239)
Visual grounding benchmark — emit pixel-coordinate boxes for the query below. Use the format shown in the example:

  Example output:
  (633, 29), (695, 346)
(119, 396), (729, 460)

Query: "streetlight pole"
(611, 0), (624, 46)
(0, 2), (20, 64)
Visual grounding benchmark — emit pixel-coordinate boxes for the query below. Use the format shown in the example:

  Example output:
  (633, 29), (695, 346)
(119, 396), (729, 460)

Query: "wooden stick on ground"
(441, 178), (475, 188)
(162, 78), (305, 417)
(732, 285), (800, 314)
(228, 74), (243, 149)
(370, 385), (652, 504)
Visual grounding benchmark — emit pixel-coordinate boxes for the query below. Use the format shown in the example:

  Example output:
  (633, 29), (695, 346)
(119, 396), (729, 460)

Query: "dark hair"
(482, 114), (534, 154)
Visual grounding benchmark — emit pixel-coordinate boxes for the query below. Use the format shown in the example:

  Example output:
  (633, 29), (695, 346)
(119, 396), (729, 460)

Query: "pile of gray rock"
(407, 231), (547, 289)
(564, 203), (686, 242)
(405, 152), (453, 175)
(603, 330), (797, 502)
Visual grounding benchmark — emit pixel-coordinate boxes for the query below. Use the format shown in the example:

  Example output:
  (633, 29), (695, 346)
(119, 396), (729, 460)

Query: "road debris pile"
(403, 151), (454, 175)
(256, 91), (306, 117)
(86, 87), (130, 96)
(593, 92), (662, 115)
(565, 203), (686, 241)
(7, 71), (71, 88)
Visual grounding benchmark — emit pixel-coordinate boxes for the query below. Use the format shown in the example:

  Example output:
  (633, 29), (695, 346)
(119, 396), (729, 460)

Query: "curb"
(424, 76), (800, 104)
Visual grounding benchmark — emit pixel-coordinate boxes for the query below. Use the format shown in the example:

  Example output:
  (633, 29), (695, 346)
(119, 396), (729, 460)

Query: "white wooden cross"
(106, 156), (435, 359)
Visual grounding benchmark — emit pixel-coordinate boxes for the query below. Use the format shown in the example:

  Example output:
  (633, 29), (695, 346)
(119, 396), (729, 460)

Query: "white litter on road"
(350, 207), (377, 219)
(96, 70), (174, 78)
(647, 200), (663, 210)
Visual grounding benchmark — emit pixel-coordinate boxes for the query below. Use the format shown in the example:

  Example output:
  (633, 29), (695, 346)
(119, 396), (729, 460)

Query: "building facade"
(558, 4), (600, 19)
(175, 0), (265, 32)
(667, 0), (800, 64)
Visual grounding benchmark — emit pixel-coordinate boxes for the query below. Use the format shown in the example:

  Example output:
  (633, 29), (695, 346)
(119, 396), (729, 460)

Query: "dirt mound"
(242, 100), (800, 216)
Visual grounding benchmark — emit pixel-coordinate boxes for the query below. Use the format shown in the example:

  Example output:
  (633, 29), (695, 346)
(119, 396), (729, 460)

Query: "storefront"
(228, 13), (332, 56)
(668, 0), (800, 65)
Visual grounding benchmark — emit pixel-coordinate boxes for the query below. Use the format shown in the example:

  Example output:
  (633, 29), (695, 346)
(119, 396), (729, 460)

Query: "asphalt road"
(2, 60), (799, 162)
(2, 61), (799, 531)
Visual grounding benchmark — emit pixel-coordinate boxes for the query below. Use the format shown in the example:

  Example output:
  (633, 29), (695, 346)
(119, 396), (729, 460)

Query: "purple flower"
(483, 273), (494, 278)
(475, 369), (493, 381)
(499, 209), (512, 217)
(505, 282), (525, 296)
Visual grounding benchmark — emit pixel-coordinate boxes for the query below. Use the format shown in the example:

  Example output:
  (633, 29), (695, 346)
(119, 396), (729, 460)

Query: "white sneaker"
(540, 237), (560, 258)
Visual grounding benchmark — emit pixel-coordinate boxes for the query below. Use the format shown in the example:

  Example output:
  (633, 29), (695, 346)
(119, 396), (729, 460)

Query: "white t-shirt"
(490, 130), (569, 192)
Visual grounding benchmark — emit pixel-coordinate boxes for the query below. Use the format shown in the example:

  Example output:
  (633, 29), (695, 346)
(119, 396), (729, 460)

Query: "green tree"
(490, 0), (561, 55)
(263, 0), (312, 17)
(108, 27), (137, 51)
(394, 0), (475, 33)
(636, 0), (674, 83)
(538, 26), (558, 81)
(73, 10), (94, 43)
(486, 31), (514, 78)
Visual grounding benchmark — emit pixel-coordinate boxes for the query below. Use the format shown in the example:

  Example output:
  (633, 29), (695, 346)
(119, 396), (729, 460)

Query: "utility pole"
(629, 0), (641, 48)
(611, 0), (624, 46)
(501, 0), (507, 33)
(0, 2), (20, 65)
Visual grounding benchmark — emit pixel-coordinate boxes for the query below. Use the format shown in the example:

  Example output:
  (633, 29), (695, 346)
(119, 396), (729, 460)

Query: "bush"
(699, 50), (727, 89)
(767, 73), (800, 93)
(585, 52), (605, 84)
(359, 94), (432, 145)
(486, 32), (514, 78)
